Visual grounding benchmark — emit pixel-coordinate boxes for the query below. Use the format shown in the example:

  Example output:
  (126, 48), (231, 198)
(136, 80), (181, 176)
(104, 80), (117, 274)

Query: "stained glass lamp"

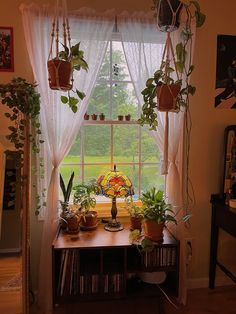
(97, 165), (134, 231)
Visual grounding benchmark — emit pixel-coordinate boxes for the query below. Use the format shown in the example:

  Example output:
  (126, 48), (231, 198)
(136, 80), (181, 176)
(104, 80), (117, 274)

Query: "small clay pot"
(66, 215), (81, 234)
(125, 114), (131, 121)
(130, 216), (143, 231)
(84, 113), (89, 120)
(99, 113), (105, 120)
(118, 115), (124, 121)
(80, 211), (98, 230)
(92, 114), (98, 120)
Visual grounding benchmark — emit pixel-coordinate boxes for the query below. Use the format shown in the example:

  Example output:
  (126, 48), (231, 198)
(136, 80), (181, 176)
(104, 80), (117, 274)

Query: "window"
(60, 35), (164, 200)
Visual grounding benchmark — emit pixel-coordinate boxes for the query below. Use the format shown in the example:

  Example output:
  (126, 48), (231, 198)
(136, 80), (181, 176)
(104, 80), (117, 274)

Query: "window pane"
(66, 133), (81, 161)
(84, 164), (112, 183)
(112, 83), (138, 120)
(87, 83), (110, 118)
(141, 164), (164, 194)
(97, 43), (110, 81)
(112, 41), (130, 81)
(114, 125), (139, 163)
(141, 127), (160, 162)
(84, 125), (111, 163)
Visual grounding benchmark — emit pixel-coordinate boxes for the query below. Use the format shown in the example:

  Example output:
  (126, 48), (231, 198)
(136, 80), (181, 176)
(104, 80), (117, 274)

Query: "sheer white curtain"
(119, 13), (195, 304)
(20, 4), (114, 313)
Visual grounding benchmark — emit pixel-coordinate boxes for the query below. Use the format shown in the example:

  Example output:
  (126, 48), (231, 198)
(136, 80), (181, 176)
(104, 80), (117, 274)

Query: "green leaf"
(69, 97), (79, 106)
(146, 78), (154, 87)
(71, 105), (78, 113)
(195, 11), (206, 27)
(61, 96), (68, 104)
(76, 90), (86, 100)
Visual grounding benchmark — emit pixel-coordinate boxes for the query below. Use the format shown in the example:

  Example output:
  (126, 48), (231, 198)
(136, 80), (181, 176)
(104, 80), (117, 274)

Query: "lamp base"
(104, 220), (124, 232)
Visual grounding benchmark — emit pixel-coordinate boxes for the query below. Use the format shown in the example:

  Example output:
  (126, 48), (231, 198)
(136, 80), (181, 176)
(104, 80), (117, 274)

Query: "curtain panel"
(20, 4), (114, 313)
(118, 13), (196, 305)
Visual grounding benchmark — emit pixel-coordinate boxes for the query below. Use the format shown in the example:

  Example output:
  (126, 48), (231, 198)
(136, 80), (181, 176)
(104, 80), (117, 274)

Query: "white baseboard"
(187, 276), (234, 289)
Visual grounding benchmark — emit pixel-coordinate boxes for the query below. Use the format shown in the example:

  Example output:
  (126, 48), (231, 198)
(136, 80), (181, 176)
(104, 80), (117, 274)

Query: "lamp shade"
(97, 166), (134, 199)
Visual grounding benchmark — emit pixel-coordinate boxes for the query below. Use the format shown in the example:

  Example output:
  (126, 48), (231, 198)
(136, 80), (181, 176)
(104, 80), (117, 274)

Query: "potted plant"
(118, 115), (124, 121)
(62, 208), (81, 234)
(59, 171), (75, 229)
(99, 113), (105, 120)
(84, 112), (90, 120)
(91, 113), (98, 120)
(125, 196), (143, 231)
(73, 179), (98, 230)
(125, 114), (131, 121)
(138, 0), (206, 130)
(48, 42), (88, 113)
(0, 77), (43, 155)
(141, 188), (176, 242)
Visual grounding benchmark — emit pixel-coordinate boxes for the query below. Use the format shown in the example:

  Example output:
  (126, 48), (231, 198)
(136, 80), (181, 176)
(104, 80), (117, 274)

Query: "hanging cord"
(161, 32), (181, 175)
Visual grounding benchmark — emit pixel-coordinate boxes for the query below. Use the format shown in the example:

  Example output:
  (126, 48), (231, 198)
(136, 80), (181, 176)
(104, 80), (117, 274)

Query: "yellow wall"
(1, 0), (236, 289)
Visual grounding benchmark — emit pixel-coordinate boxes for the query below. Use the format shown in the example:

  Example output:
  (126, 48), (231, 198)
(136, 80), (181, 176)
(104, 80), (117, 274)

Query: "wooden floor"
(0, 254), (22, 314)
(30, 285), (236, 314)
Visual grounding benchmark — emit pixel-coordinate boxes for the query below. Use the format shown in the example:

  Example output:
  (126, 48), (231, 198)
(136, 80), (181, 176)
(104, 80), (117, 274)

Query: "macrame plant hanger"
(47, 0), (73, 91)
(155, 0), (182, 175)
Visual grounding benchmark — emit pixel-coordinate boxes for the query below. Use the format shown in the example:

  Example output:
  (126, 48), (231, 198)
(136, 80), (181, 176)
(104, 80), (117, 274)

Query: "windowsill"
(83, 119), (138, 125)
(70, 200), (142, 218)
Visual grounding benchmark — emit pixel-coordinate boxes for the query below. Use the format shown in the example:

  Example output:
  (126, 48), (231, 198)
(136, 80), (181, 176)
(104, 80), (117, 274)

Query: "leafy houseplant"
(48, 42), (88, 113)
(138, 0), (206, 131)
(125, 196), (143, 231)
(0, 77), (43, 156)
(59, 171), (75, 230)
(73, 179), (98, 230)
(141, 188), (176, 242)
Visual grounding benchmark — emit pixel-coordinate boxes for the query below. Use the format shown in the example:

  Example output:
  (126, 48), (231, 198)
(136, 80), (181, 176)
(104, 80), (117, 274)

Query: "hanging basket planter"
(156, 83), (181, 112)
(47, 59), (73, 91)
(155, 0), (183, 32)
(47, 0), (88, 113)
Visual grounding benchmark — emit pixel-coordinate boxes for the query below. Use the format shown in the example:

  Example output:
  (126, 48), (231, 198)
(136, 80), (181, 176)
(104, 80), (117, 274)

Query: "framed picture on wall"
(0, 26), (14, 72)
(215, 35), (236, 109)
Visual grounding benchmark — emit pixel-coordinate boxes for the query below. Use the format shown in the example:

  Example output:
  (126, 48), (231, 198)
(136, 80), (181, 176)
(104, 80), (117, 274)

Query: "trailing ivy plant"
(58, 42), (88, 113)
(0, 77), (43, 158)
(138, 0), (206, 130)
(0, 77), (44, 215)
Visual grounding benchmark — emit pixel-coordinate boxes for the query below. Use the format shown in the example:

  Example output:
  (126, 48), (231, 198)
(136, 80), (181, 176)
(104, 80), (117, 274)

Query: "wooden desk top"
(53, 218), (178, 250)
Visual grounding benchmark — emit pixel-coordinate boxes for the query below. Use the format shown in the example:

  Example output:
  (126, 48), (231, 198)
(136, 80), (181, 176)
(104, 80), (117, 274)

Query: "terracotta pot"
(80, 211), (98, 230)
(156, 84), (181, 112)
(47, 59), (72, 91)
(92, 114), (98, 120)
(118, 115), (124, 121)
(84, 113), (90, 120)
(125, 114), (131, 121)
(130, 216), (143, 231)
(143, 220), (165, 242)
(66, 215), (81, 234)
(99, 113), (105, 120)
(156, 0), (183, 32)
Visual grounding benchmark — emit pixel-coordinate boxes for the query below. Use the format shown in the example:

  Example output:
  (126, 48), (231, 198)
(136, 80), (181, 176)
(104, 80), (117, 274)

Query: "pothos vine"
(0, 77), (45, 214)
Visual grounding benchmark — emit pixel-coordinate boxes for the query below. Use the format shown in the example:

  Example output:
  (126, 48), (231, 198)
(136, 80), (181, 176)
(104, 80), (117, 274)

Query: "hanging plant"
(47, 1), (88, 113)
(138, 0), (206, 131)
(0, 77), (43, 158)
